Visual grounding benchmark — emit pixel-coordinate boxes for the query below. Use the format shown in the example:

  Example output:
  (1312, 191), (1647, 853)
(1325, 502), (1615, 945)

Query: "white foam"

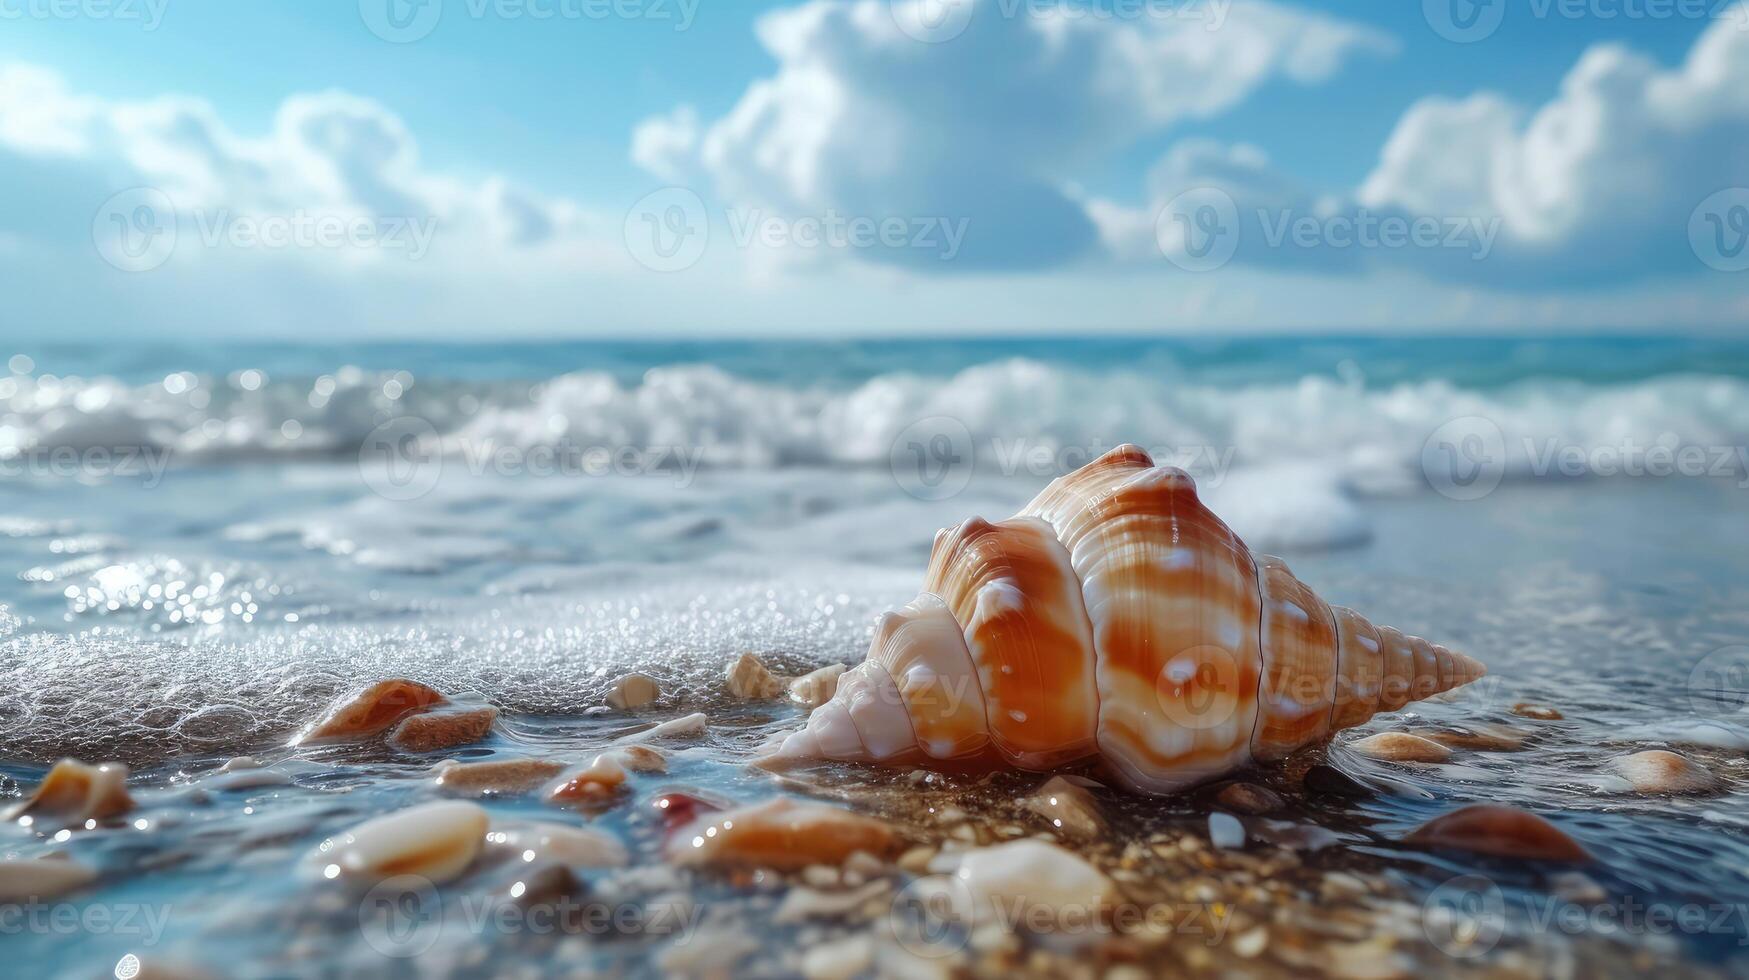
(3, 362), (1745, 499)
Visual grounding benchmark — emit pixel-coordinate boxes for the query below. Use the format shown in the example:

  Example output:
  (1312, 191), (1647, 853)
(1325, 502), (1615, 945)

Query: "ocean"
(3, 336), (1748, 976)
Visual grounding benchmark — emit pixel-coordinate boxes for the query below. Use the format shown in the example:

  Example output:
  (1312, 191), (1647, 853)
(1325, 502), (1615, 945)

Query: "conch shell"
(764, 445), (1484, 793)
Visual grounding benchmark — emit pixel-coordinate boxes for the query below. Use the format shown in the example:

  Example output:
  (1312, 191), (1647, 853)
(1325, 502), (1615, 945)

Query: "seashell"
(606, 672), (661, 710)
(315, 801), (489, 884)
(667, 798), (898, 870)
(292, 679), (447, 746)
(726, 653), (788, 700)
(0, 856), (98, 901)
(763, 446), (1485, 793)
(620, 712), (707, 741)
(5, 759), (133, 826)
(389, 705), (498, 753)
(1402, 804), (1590, 862)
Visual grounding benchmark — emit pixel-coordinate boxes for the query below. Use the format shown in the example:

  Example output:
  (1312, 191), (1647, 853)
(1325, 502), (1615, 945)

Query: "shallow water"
(3, 341), (1748, 977)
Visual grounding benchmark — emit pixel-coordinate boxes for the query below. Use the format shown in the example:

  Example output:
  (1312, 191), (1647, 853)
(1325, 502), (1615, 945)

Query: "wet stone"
(1214, 782), (1284, 815)
(1403, 804), (1590, 863)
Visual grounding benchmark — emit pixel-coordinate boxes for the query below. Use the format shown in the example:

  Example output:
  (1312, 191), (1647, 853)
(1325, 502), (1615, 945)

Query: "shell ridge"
(1321, 599), (1345, 739)
(1242, 548), (1270, 770)
(1031, 513), (1105, 769)
(864, 659), (921, 762)
(936, 586), (997, 762)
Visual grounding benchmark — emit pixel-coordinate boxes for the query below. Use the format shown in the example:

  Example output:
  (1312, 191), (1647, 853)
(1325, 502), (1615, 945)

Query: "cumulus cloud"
(634, 0), (1394, 271)
(1097, 12), (1749, 284)
(0, 63), (594, 267)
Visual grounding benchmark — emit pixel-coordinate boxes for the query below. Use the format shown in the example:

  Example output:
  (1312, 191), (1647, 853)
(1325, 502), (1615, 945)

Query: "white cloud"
(1097, 12), (1749, 285)
(635, 0), (1394, 270)
(0, 63), (596, 263)
(1362, 17), (1749, 281)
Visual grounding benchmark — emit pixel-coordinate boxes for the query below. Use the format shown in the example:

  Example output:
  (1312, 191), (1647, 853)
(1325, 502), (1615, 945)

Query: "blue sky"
(1, 0), (1745, 336)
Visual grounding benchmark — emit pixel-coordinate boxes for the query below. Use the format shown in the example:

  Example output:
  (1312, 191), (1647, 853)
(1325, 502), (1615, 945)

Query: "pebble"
(4, 759), (133, 826)
(1403, 804), (1590, 862)
(218, 756), (262, 772)
(613, 744), (668, 774)
(1232, 926), (1269, 959)
(315, 801), (489, 884)
(897, 846), (936, 874)
(205, 768), (294, 792)
(433, 758), (568, 795)
(512, 864), (588, 910)
(291, 679), (447, 745)
(1208, 812), (1246, 849)
(955, 840), (1117, 930)
(726, 653), (788, 700)
(649, 790), (726, 834)
(789, 664), (848, 709)
(1349, 732), (1452, 764)
(0, 856), (98, 901)
(667, 798), (897, 870)
(660, 927), (760, 975)
(775, 879), (892, 922)
(389, 706), (498, 752)
(1610, 750), (1718, 794)
(800, 865), (841, 889)
(1512, 702), (1563, 721)
(488, 822), (630, 868)
(1421, 724), (1527, 752)
(606, 673), (661, 710)
(1021, 775), (1105, 840)
(549, 753), (627, 803)
(1253, 819), (1341, 852)
(1213, 781), (1283, 814)
(1548, 870), (1607, 904)
(801, 934), (873, 980)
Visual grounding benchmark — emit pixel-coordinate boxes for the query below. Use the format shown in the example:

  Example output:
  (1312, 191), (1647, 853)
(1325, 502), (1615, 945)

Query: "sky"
(0, 0), (1746, 337)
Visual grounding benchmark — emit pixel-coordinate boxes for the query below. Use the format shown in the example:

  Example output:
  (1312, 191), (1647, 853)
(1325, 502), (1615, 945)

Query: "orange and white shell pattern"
(764, 445), (1486, 794)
